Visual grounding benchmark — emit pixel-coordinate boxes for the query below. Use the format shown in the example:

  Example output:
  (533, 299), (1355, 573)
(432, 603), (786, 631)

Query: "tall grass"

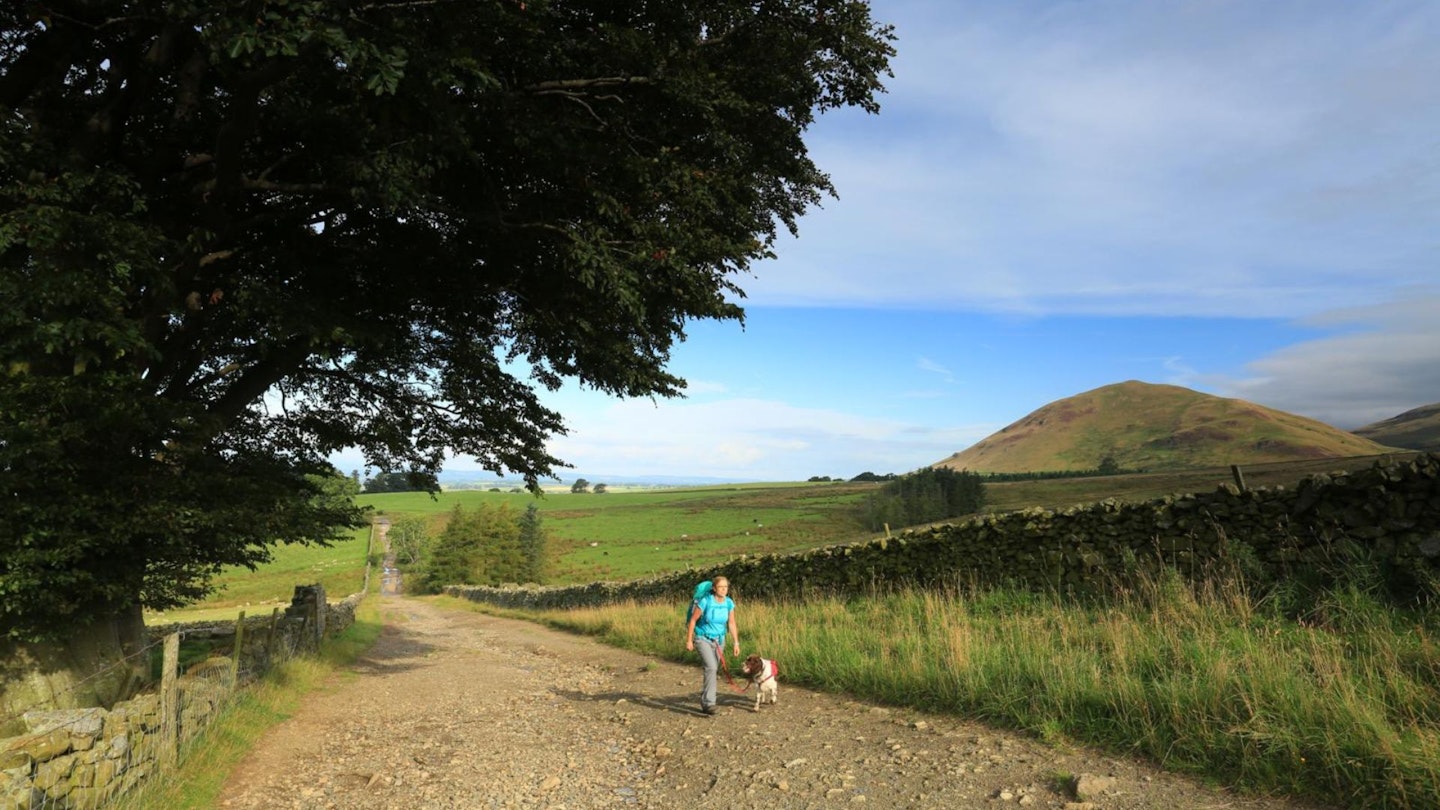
(114, 596), (384, 809)
(475, 568), (1439, 809)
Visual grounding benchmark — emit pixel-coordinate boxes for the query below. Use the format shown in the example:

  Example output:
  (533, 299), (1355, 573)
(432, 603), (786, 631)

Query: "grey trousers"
(696, 637), (722, 708)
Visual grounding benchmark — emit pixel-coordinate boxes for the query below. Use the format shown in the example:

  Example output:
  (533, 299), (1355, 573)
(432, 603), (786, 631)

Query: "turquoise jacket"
(692, 595), (734, 642)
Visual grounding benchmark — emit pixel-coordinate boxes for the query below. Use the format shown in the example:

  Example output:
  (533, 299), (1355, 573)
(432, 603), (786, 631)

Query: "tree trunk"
(0, 605), (148, 737)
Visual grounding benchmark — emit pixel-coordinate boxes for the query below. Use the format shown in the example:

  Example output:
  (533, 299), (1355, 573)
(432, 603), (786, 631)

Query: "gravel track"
(215, 597), (1326, 809)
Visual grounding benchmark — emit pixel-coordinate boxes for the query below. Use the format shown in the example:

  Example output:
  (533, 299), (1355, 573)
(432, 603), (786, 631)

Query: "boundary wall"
(448, 454), (1440, 611)
(1, 586), (363, 809)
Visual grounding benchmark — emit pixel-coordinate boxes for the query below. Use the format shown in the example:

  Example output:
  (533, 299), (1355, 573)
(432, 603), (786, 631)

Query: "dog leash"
(707, 639), (749, 694)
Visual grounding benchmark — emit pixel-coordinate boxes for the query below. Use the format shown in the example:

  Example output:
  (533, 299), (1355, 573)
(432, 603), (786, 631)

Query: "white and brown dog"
(740, 654), (780, 711)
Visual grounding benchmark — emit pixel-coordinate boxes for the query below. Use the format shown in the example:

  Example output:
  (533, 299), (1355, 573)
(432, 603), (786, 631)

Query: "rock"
(539, 775), (561, 792)
(1073, 773), (1116, 800)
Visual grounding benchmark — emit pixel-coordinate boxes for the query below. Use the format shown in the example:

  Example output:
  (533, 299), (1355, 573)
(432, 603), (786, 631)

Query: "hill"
(1353, 402), (1440, 452)
(932, 380), (1397, 473)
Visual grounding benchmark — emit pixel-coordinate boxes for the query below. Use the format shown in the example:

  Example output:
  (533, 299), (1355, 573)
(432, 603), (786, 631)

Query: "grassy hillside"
(363, 482), (877, 583)
(978, 453), (1419, 513)
(934, 380), (1397, 473)
(1354, 402), (1440, 451)
(157, 453), (1424, 625)
(146, 524), (374, 625)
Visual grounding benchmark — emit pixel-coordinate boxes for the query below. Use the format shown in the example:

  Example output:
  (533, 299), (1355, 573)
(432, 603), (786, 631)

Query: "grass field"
(158, 453), (1435, 807)
(146, 523), (375, 626)
(157, 453), (1418, 624)
(362, 481), (879, 582)
(978, 452), (1418, 512)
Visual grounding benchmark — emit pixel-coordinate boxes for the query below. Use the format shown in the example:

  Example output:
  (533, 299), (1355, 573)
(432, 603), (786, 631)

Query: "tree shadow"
(343, 624), (441, 677)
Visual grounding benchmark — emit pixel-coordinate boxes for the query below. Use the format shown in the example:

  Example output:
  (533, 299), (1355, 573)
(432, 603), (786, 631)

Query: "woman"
(685, 575), (740, 715)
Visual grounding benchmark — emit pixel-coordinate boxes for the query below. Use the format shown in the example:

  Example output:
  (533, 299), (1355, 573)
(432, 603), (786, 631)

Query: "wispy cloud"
(747, 1), (1440, 319)
(542, 396), (992, 479)
(1214, 294), (1440, 428)
(917, 357), (955, 382)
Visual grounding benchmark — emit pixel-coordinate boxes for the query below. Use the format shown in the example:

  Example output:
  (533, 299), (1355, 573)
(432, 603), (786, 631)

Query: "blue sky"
(355, 0), (1440, 483)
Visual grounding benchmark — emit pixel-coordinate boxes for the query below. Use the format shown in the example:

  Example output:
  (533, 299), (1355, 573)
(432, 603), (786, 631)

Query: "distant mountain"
(1354, 403), (1440, 452)
(932, 380), (1398, 474)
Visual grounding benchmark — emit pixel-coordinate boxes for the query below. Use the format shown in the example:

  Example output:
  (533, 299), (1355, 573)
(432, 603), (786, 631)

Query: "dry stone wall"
(0, 585), (362, 809)
(448, 453), (1440, 611)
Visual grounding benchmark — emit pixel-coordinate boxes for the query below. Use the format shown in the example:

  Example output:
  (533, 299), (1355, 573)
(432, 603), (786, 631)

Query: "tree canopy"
(362, 470), (439, 494)
(0, 1), (894, 641)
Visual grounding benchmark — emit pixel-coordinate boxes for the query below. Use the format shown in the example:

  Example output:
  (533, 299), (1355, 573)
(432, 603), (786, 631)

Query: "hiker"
(685, 575), (740, 715)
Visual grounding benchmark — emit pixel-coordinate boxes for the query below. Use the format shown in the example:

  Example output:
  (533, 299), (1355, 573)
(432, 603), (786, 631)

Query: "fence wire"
(2, 586), (362, 809)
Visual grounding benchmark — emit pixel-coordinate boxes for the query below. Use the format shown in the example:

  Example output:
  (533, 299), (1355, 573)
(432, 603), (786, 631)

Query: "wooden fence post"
(230, 611), (246, 686)
(1230, 464), (1248, 492)
(313, 584), (326, 646)
(160, 632), (179, 770)
(266, 606), (280, 662)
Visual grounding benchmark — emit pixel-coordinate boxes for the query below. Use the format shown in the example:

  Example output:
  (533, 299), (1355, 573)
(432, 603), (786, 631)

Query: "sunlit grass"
(146, 526), (373, 625)
(114, 595), (384, 809)
(366, 482), (880, 583)
(445, 569), (1440, 809)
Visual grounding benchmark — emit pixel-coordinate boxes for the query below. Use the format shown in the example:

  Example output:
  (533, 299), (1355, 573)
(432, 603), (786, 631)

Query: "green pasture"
(363, 481), (877, 582)
(980, 453), (1416, 513)
(147, 523), (374, 626)
(157, 457), (1415, 622)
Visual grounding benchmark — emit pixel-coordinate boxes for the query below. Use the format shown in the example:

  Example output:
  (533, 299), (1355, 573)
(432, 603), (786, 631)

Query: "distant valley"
(1354, 402), (1440, 452)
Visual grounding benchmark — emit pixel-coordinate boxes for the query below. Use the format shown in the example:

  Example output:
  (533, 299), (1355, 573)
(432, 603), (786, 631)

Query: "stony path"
(214, 597), (1325, 809)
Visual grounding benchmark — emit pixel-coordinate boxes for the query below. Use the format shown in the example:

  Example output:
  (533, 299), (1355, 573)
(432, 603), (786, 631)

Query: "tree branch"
(523, 76), (652, 92)
(201, 339), (313, 435)
(533, 90), (608, 127)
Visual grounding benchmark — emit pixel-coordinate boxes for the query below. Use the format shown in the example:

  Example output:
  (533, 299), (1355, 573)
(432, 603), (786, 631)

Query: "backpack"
(685, 580), (713, 624)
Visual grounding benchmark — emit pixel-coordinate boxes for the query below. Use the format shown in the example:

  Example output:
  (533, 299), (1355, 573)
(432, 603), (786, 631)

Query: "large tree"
(0, 0), (893, 660)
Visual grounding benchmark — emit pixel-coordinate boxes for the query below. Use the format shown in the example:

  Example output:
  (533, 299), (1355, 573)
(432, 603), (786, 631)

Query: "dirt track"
(212, 596), (1327, 809)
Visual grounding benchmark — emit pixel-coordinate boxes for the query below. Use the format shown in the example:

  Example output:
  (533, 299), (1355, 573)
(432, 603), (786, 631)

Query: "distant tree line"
(977, 456), (1143, 482)
(391, 502), (550, 593)
(850, 471), (898, 482)
(859, 468), (986, 532)
(363, 470), (440, 493)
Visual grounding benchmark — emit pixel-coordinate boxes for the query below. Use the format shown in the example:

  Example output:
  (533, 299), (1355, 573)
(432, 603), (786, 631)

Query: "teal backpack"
(686, 580), (713, 624)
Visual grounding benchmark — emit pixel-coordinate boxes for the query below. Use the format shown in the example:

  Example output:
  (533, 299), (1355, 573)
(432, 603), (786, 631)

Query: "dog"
(739, 654), (780, 711)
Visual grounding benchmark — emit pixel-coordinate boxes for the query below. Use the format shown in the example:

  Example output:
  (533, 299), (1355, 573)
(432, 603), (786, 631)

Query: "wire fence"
(2, 577), (368, 808)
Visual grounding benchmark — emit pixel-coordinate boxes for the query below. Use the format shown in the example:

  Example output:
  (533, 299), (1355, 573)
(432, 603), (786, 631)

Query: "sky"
(353, 0), (1440, 484)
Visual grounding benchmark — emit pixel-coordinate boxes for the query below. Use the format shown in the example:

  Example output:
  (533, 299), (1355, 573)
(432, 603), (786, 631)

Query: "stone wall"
(0, 585), (362, 809)
(448, 453), (1440, 611)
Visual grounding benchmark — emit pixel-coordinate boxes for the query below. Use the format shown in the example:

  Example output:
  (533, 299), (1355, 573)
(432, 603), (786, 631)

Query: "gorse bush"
(859, 467), (985, 531)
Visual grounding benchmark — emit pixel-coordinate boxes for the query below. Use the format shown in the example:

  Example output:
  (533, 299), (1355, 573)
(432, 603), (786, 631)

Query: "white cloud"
(1213, 294), (1440, 428)
(745, 1), (1440, 319)
(539, 396), (993, 480)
